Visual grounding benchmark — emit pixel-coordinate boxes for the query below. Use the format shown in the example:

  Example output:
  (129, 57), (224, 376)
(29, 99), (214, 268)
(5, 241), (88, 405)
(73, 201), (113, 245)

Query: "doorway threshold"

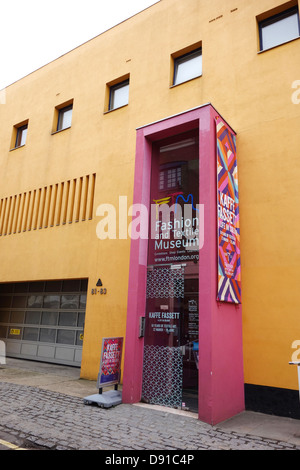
(133, 402), (198, 419)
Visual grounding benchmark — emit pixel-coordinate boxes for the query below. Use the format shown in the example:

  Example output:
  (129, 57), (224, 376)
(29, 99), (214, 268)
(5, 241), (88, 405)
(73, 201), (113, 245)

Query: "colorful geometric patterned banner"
(216, 117), (241, 303)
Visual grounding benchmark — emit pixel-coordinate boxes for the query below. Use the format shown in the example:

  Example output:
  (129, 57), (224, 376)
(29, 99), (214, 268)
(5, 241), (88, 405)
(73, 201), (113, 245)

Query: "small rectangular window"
(57, 104), (73, 131)
(11, 121), (29, 150)
(159, 167), (182, 190)
(259, 6), (300, 51)
(173, 48), (202, 86)
(15, 124), (28, 147)
(109, 79), (129, 111)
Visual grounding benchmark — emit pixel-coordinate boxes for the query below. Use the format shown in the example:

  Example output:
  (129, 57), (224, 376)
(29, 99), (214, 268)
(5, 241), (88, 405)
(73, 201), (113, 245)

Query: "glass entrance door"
(181, 275), (199, 412)
(142, 266), (199, 411)
(142, 130), (199, 411)
(142, 264), (185, 409)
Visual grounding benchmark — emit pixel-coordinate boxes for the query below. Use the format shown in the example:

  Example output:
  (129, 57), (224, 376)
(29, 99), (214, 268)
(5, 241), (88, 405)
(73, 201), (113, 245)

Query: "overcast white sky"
(0, 0), (160, 90)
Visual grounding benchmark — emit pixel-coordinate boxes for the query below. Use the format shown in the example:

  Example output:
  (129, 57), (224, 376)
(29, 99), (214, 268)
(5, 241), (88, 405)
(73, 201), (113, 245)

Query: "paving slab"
(0, 357), (300, 450)
(217, 409), (300, 446)
(0, 358), (97, 397)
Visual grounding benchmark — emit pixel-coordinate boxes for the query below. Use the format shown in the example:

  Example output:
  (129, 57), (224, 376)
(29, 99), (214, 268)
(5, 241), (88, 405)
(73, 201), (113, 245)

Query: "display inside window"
(142, 130), (199, 412)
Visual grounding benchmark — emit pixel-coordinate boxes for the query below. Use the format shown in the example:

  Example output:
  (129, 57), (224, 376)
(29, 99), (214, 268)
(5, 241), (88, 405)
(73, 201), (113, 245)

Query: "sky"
(0, 0), (160, 90)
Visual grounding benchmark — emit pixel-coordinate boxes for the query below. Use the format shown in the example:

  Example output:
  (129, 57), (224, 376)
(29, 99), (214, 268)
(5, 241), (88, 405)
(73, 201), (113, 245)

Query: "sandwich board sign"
(98, 337), (123, 388)
(83, 337), (123, 408)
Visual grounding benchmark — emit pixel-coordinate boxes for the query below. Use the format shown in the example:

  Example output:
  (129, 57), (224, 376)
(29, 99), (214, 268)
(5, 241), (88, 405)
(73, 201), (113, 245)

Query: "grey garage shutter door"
(0, 279), (87, 367)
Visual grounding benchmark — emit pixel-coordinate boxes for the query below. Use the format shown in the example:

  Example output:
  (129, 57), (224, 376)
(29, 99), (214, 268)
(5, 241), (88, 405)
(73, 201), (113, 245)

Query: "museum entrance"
(141, 130), (199, 412)
(123, 105), (244, 424)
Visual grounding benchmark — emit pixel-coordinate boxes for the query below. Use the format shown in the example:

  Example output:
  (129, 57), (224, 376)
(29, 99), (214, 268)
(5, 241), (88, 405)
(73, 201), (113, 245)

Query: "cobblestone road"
(0, 382), (299, 451)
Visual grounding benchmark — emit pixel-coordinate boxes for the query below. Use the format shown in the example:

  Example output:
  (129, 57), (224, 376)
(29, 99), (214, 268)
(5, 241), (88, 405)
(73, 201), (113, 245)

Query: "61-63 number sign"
(91, 288), (107, 295)
(91, 278), (107, 295)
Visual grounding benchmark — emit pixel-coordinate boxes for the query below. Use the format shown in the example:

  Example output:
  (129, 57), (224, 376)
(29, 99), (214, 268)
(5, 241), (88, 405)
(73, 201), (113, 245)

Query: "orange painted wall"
(0, 0), (299, 389)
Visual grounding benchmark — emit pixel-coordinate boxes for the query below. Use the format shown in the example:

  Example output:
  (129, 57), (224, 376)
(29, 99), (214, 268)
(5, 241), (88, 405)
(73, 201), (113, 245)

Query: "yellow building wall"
(0, 0), (300, 389)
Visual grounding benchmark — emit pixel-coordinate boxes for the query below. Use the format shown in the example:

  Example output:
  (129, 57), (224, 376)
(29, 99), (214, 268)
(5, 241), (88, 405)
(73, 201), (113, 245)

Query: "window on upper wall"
(259, 6), (300, 51)
(10, 120), (29, 150)
(173, 48), (202, 86)
(109, 79), (130, 111)
(57, 104), (73, 131)
(15, 124), (28, 148)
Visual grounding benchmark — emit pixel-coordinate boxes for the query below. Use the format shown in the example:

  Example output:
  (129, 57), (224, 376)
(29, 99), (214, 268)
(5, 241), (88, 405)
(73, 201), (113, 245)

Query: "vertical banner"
(98, 337), (123, 388)
(216, 117), (241, 303)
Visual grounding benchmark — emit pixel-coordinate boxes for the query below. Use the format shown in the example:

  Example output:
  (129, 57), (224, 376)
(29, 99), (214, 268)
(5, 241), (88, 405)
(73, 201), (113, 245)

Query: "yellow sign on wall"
(10, 329), (20, 336)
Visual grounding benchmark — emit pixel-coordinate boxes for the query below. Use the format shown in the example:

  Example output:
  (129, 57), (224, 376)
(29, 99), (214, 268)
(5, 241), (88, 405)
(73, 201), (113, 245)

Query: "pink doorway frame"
(122, 105), (244, 425)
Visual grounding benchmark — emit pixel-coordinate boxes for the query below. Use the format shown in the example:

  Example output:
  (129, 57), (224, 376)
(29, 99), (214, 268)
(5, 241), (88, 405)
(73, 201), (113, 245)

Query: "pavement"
(0, 357), (300, 451)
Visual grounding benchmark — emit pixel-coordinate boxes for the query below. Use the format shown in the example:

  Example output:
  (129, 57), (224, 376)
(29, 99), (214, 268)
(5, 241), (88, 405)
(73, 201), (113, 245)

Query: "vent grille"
(0, 173), (96, 236)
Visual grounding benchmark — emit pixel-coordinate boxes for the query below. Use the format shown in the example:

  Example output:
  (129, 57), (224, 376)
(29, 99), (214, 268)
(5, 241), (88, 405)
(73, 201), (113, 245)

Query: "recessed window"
(57, 104), (73, 131)
(159, 167), (182, 190)
(10, 121), (29, 150)
(15, 124), (28, 147)
(259, 6), (300, 51)
(173, 48), (202, 86)
(109, 79), (129, 111)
